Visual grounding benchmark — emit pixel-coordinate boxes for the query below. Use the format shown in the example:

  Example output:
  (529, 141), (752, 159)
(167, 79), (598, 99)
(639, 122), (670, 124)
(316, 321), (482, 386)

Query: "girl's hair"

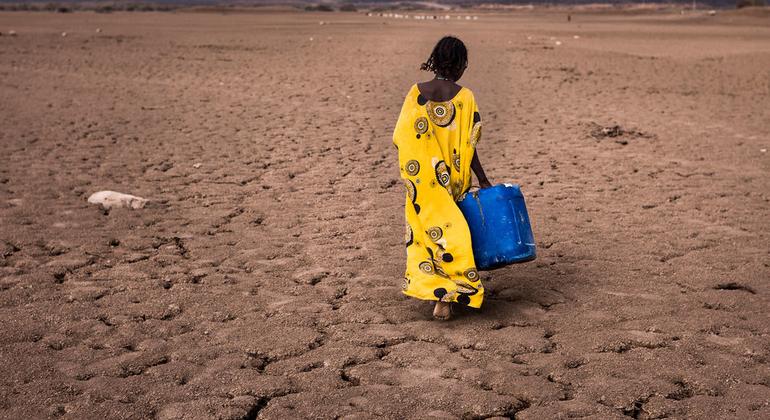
(420, 36), (468, 81)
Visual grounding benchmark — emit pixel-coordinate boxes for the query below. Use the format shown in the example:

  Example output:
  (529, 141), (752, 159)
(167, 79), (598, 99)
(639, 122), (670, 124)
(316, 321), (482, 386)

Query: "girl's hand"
(471, 153), (492, 189)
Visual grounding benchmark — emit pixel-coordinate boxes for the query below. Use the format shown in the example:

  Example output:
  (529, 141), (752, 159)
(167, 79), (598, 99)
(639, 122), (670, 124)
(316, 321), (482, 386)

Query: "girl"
(393, 36), (492, 320)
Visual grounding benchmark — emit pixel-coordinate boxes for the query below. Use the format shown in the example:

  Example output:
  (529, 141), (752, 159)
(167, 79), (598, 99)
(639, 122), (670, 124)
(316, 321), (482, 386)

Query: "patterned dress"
(392, 84), (483, 308)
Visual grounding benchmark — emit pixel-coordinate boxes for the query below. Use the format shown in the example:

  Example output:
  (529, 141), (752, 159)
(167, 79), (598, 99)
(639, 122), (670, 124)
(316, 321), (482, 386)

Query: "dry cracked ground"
(1, 9), (769, 420)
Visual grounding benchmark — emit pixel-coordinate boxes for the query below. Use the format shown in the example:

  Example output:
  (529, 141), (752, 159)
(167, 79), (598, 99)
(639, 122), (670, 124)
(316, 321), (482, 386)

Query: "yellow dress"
(392, 84), (484, 308)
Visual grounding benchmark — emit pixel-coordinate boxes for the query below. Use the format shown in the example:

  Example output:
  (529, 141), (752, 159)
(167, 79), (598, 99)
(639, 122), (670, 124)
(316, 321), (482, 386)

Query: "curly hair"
(420, 36), (468, 81)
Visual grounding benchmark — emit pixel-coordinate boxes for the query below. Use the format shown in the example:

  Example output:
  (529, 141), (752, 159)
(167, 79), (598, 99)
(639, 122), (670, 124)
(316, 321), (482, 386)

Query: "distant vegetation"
(736, 0), (765, 7)
(304, 3), (333, 12)
(305, 3), (357, 12)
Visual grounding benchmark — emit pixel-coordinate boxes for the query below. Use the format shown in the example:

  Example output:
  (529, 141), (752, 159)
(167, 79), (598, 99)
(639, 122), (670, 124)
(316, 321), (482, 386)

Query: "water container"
(457, 183), (536, 270)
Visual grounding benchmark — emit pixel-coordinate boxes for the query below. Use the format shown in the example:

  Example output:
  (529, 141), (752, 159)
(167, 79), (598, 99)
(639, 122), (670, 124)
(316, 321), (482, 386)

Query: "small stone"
(211, 311), (235, 322)
(162, 304), (181, 320)
(472, 342), (489, 350)
(189, 268), (207, 283)
(52, 270), (67, 283)
(87, 191), (147, 210)
(49, 405), (66, 417)
(293, 268), (328, 285)
(565, 358), (586, 369)
(43, 241), (69, 256)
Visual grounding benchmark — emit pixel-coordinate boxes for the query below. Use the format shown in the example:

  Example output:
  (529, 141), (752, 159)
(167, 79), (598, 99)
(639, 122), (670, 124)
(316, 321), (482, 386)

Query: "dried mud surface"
(1, 9), (769, 420)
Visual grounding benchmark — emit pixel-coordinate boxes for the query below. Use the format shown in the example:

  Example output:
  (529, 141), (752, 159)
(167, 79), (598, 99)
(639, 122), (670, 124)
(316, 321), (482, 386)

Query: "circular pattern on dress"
(419, 261), (434, 275)
(427, 226), (443, 242)
(404, 179), (417, 203)
(426, 101), (455, 127)
(414, 117), (429, 134)
(405, 160), (420, 176)
(417, 94), (428, 106)
(441, 252), (454, 263)
(473, 111), (481, 124)
(402, 278), (409, 291)
(470, 122), (482, 148)
(463, 267), (479, 282)
(453, 154), (461, 172)
(457, 294), (471, 305)
(434, 160), (451, 188)
(433, 288), (447, 298)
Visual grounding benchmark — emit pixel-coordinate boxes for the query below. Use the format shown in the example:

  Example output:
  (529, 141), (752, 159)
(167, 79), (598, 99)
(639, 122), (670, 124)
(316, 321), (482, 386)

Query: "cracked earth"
(1, 9), (769, 420)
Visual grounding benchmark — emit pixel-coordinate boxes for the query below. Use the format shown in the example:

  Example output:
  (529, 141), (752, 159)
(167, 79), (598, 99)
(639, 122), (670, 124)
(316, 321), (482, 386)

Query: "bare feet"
(433, 301), (452, 320)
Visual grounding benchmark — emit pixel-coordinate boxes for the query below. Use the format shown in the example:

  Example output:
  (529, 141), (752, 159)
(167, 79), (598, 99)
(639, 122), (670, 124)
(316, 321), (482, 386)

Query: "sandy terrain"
(1, 8), (769, 419)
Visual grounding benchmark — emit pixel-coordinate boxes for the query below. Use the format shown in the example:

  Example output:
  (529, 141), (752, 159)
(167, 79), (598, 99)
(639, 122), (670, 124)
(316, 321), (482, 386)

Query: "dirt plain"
(1, 7), (769, 420)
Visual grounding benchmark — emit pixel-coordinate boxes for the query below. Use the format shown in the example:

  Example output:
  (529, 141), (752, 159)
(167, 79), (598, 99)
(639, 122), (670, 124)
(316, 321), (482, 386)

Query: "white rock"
(61, 32), (67, 37)
(8, 30), (17, 36)
(87, 191), (147, 210)
(96, 28), (102, 33)
(193, 163), (202, 168)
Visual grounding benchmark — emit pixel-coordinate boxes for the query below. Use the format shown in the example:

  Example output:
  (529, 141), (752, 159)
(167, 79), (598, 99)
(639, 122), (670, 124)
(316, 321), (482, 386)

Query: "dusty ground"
(1, 8), (769, 419)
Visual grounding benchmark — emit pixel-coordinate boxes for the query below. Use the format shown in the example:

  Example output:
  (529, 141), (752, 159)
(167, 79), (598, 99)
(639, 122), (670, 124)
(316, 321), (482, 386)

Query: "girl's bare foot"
(433, 301), (452, 320)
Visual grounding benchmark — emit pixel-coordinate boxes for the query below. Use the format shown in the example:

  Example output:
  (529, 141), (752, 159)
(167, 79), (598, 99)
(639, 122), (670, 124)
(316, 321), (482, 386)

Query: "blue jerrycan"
(457, 184), (536, 270)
